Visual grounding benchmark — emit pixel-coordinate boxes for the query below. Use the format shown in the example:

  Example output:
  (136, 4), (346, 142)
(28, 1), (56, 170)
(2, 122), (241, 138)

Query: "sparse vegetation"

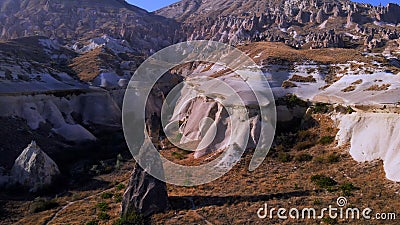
(365, 84), (391, 91)
(114, 212), (145, 225)
(29, 197), (59, 213)
(98, 212), (110, 220)
(278, 152), (292, 163)
(341, 85), (356, 92)
(85, 220), (99, 225)
(116, 183), (126, 191)
(313, 103), (331, 114)
(96, 202), (110, 212)
(295, 153), (313, 162)
(289, 74), (316, 83)
(351, 79), (363, 85)
(313, 199), (322, 205)
(311, 175), (337, 188)
(319, 136), (335, 145)
(322, 217), (337, 224)
(339, 182), (359, 196)
(281, 80), (297, 88)
(327, 153), (340, 163)
(276, 94), (308, 108)
(346, 106), (355, 114)
(172, 151), (187, 160)
(294, 141), (316, 150)
(114, 193), (123, 203)
(101, 192), (113, 199)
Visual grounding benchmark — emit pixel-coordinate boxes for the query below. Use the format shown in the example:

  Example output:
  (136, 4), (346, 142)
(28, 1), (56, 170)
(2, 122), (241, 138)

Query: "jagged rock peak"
(10, 141), (60, 192)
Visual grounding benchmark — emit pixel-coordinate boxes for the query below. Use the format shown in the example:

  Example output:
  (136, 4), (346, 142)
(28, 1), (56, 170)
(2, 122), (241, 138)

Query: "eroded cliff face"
(0, 90), (121, 142)
(335, 112), (400, 182)
(0, 0), (182, 53)
(157, 0), (400, 50)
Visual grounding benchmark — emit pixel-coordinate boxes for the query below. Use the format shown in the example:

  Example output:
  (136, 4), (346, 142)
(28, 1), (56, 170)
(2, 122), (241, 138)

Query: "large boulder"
(11, 141), (60, 192)
(121, 164), (170, 217)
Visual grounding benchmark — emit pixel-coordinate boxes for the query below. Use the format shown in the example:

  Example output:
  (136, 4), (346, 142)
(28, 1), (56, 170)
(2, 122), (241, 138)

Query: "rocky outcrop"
(0, 0), (182, 53)
(11, 141), (60, 192)
(335, 113), (400, 182)
(157, 0), (400, 50)
(121, 163), (169, 217)
(375, 3), (400, 24)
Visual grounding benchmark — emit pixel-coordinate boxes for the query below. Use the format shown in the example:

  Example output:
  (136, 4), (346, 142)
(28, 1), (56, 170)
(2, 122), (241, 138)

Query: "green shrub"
(339, 183), (359, 196)
(101, 192), (114, 199)
(85, 220), (99, 225)
(295, 153), (313, 162)
(346, 106), (355, 114)
(114, 212), (145, 225)
(294, 141), (316, 150)
(29, 197), (59, 213)
(322, 217), (337, 224)
(311, 175), (337, 188)
(313, 199), (322, 205)
(114, 193), (123, 203)
(314, 156), (325, 164)
(313, 103), (331, 114)
(295, 130), (317, 150)
(171, 151), (186, 160)
(297, 130), (315, 141)
(116, 183), (126, 191)
(319, 136), (335, 145)
(278, 152), (292, 163)
(96, 202), (110, 212)
(98, 212), (110, 220)
(326, 153), (340, 163)
(277, 94), (308, 108)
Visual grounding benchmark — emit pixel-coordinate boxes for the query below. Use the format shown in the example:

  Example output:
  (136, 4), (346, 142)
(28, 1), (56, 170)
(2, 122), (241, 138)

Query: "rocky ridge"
(157, 0), (400, 51)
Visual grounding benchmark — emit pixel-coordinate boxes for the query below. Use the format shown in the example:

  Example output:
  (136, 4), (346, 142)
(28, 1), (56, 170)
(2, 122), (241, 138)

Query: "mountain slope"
(157, 0), (400, 50)
(0, 0), (182, 52)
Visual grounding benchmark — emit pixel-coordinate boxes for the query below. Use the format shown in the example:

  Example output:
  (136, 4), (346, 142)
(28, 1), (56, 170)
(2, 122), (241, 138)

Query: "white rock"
(11, 141), (60, 192)
(336, 113), (400, 182)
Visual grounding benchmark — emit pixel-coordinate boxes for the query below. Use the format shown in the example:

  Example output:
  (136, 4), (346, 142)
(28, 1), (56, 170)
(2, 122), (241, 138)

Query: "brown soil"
(2, 114), (399, 225)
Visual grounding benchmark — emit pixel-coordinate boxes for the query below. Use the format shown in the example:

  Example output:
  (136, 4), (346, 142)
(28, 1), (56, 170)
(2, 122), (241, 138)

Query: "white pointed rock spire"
(11, 141), (60, 192)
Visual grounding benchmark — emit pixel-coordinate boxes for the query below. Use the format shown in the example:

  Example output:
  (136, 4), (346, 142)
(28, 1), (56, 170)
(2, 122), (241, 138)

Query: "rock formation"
(11, 141), (60, 192)
(375, 3), (400, 24)
(121, 163), (169, 217)
(335, 113), (400, 182)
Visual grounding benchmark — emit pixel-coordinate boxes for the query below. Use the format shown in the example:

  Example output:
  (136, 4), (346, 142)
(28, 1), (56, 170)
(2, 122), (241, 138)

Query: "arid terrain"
(0, 0), (400, 224)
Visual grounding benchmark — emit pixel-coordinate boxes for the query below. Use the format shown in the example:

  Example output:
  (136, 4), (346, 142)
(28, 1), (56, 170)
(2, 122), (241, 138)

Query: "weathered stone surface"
(376, 3), (400, 24)
(121, 163), (169, 217)
(10, 141), (60, 192)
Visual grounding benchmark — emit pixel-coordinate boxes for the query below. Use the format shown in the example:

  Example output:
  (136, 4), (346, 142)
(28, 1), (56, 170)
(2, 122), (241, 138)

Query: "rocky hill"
(157, 0), (400, 50)
(0, 0), (182, 54)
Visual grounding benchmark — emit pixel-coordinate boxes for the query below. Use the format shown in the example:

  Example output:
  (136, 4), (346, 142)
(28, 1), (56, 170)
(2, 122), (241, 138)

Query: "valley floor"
(1, 114), (399, 225)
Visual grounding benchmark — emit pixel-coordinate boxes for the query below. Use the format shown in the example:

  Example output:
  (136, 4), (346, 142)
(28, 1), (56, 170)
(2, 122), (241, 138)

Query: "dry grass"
(152, 114), (400, 224)
(239, 42), (366, 64)
(4, 116), (400, 225)
(351, 79), (363, 85)
(364, 84), (391, 91)
(289, 75), (316, 83)
(70, 48), (104, 81)
(341, 85), (356, 92)
(282, 80), (297, 88)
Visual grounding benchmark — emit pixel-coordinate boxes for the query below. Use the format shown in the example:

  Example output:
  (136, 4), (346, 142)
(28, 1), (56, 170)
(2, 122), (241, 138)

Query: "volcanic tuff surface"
(157, 0), (400, 49)
(0, 0), (182, 53)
